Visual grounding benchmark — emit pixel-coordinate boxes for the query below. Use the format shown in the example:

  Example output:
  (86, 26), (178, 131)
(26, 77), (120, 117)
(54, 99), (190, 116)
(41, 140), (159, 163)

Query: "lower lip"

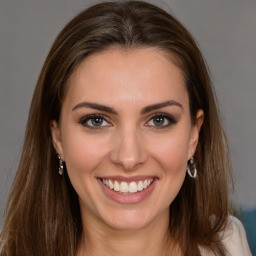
(98, 179), (157, 204)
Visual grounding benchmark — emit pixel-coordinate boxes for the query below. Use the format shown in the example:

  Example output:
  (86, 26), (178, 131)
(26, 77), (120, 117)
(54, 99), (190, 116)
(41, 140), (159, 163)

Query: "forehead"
(63, 47), (188, 110)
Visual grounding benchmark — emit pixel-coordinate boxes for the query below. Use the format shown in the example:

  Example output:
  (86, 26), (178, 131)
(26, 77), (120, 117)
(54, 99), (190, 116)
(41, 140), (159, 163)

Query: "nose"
(109, 127), (148, 171)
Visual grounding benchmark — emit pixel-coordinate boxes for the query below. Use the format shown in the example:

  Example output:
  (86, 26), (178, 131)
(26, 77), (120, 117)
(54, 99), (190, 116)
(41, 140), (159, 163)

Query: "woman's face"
(51, 47), (203, 231)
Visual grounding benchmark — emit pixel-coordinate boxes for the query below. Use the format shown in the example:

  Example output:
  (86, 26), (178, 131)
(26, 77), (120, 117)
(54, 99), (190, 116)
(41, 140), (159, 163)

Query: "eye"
(146, 113), (177, 128)
(79, 114), (111, 129)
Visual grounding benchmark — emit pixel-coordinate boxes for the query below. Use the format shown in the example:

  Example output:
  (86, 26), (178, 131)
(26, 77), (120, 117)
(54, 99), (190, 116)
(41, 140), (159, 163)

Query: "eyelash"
(145, 113), (177, 129)
(78, 113), (177, 129)
(79, 114), (111, 129)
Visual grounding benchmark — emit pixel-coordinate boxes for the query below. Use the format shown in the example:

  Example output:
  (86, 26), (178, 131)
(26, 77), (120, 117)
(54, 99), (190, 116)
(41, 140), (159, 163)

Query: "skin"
(51, 47), (203, 256)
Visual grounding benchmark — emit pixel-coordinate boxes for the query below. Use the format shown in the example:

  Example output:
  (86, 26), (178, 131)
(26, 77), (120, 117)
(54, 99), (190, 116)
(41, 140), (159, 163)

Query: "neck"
(77, 209), (181, 256)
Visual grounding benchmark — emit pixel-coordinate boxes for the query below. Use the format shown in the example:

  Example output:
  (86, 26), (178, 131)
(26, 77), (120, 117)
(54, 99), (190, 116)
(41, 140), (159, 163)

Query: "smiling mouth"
(100, 178), (154, 194)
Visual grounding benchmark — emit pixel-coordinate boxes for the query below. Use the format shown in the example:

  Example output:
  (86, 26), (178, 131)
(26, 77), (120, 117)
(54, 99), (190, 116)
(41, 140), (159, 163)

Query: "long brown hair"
(0, 1), (232, 255)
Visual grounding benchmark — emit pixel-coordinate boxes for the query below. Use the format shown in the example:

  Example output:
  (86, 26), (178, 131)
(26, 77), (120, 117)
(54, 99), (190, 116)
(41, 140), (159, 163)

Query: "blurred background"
(0, 0), (255, 253)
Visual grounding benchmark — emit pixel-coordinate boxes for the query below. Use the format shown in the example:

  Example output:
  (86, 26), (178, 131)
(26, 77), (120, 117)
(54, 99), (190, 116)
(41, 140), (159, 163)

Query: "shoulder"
(200, 216), (252, 256)
(220, 216), (252, 256)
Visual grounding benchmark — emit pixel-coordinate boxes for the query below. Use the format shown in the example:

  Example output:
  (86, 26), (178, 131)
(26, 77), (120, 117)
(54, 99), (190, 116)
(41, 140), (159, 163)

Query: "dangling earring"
(57, 153), (64, 175)
(187, 156), (197, 178)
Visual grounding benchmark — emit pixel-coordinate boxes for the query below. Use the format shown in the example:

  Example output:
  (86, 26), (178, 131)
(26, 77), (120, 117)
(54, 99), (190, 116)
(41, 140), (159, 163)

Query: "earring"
(187, 156), (197, 178)
(57, 153), (64, 175)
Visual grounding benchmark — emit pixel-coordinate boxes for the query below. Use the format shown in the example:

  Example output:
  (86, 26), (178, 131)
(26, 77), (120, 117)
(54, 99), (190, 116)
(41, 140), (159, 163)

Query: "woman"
(0, 1), (252, 255)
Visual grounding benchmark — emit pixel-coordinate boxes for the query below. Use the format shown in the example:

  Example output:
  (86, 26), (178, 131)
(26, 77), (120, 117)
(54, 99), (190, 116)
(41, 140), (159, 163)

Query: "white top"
(200, 216), (252, 256)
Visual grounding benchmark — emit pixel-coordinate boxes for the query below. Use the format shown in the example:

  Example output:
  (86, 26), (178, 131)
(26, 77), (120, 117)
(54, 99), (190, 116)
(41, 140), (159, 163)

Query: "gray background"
(0, 0), (255, 225)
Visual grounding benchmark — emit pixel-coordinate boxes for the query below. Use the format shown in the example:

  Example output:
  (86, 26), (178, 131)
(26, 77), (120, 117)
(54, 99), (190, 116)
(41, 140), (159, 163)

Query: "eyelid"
(79, 113), (112, 129)
(145, 112), (177, 128)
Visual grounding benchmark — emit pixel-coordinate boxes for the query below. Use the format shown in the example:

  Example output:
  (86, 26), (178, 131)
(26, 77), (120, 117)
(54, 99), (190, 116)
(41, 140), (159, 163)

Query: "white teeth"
(114, 181), (119, 191)
(109, 180), (114, 189)
(137, 181), (144, 191)
(120, 182), (129, 193)
(128, 182), (137, 193)
(143, 180), (147, 189)
(102, 178), (154, 194)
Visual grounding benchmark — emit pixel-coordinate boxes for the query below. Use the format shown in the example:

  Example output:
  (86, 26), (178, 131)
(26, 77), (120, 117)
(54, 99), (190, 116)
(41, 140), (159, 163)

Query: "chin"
(98, 206), (166, 231)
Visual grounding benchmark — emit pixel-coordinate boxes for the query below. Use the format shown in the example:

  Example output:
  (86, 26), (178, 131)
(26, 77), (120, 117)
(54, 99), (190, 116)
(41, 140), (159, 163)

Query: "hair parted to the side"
(0, 1), (232, 255)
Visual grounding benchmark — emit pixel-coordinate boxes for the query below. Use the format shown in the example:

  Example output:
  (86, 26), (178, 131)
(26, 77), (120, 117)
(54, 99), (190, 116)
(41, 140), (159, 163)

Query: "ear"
(50, 120), (65, 160)
(188, 109), (204, 159)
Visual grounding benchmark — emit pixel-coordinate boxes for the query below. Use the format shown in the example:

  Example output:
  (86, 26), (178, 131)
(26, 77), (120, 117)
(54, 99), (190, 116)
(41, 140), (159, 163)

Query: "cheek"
(148, 131), (190, 176)
(61, 130), (111, 206)
(61, 128), (109, 175)
(153, 133), (190, 202)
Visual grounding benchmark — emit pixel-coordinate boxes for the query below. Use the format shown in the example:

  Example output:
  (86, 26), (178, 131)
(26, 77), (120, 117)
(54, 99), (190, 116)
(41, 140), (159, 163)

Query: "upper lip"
(98, 175), (158, 182)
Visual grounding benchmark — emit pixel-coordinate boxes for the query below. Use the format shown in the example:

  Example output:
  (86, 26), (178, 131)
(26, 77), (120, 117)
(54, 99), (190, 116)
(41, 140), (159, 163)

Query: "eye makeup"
(78, 113), (112, 129)
(78, 111), (178, 131)
(145, 112), (177, 129)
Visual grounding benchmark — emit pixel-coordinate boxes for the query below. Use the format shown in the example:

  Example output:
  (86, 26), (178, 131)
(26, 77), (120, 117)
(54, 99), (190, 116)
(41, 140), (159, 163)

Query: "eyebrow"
(72, 102), (118, 114)
(141, 100), (183, 114)
(72, 100), (183, 114)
